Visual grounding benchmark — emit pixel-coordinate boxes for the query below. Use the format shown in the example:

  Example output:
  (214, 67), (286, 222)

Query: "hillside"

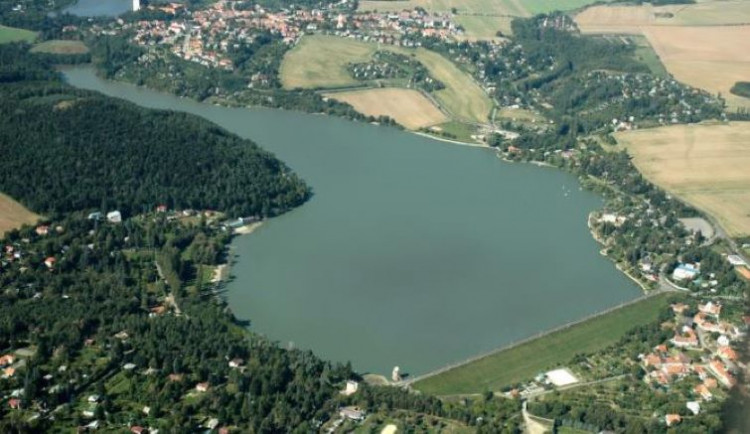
(0, 45), (309, 220)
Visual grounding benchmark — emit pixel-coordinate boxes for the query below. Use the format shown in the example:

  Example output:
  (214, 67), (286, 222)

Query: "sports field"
(615, 122), (750, 237)
(325, 88), (448, 129)
(413, 294), (670, 395)
(31, 40), (89, 54)
(281, 35), (492, 123)
(0, 193), (40, 236)
(0, 25), (36, 44)
(643, 25), (750, 109)
(576, 1), (750, 34)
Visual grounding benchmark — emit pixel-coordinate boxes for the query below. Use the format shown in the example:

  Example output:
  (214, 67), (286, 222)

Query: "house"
(8, 398), (20, 410)
(671, 327), (698, 347)
(694, 384), (713, 401)
(686, 401), (701, 415)
(206, 418), (219, 430)
(195, 382), (210, 392)
(672, 264), (699, 281)
(0, 354), (15, 366)
(708, 360), (735, 387)
(168, 373), (183, 382)
(228, 358), (244, 369)
(671, 303), (689, 314)
(340, 380), (359, 396)
(698, 301), (721, 317)
(727, 254), (747, 266)
(88, 394), (100, 403)
(130, 426), (146, 434)
(156, 204), (168, 213)
(106, 211), (122, 223)
(87, 211), (103, 221)
(717, 346), (737, 362)
(339, 406), (365, 421)
(3, 367), (16, 378)
(84, 420), (101, 430)
(35, 225), (49, 236)
(665, 414), (681, 427)
(44, 257), (56, 269)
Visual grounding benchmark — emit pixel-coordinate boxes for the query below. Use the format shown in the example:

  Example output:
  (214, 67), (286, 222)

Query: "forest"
(0, 43), (310, 220)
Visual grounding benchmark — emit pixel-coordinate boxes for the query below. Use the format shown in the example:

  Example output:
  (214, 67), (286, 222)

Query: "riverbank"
(233, 221), (263, 235)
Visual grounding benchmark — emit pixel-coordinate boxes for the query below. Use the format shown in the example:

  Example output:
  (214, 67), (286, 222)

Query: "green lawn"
(0, 25), (37, 44)
(629, 36), (668, 78)
(413, 293), (670, 395)
(520, 0), (614, 15)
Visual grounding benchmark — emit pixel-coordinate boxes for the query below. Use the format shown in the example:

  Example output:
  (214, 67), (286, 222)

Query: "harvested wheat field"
(615, 122), (750, 236)
(0, 193), (39, 236)
(31, 40), (89, 54)
(576, 1), (750, 34)
(325, 88), (447, 129)
(642, 25), (750, 109)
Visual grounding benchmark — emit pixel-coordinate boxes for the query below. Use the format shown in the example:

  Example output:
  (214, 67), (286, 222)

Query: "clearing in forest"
(0, 193), (40, 236)
(280, 35), (492, 124)
(0, 24), (36, 44)
(325, 88), (448, 129)
(615, 122), (750, 237)
(31, 40), (89, 54)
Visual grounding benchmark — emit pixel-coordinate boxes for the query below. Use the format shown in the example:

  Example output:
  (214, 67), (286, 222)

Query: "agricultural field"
(627, 35), (668, 77)
(0, 24), (36, 44)
(31, 40), (89, 54)
(454, 15), (513, 40)
(576, 1), (750, 34)
(642, 25), (750, 109)
(357, 0), (528, 16)
(280, 35), (376, 89)
(615, 122), (750, 237)
(0, 193), (40, 236)
(281, 35), (492, 123)
(413, 294), (670, 395)
(325, 88), (447, 128)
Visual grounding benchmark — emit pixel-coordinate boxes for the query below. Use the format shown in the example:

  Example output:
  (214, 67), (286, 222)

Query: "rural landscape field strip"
(324, 88), (448, 129)
(0, 24), (36, 44)
(281, 35), (492, 125)
(413, 294), (670, 395)
(615, 122), (750, 237)
(0, 193), (40, 236)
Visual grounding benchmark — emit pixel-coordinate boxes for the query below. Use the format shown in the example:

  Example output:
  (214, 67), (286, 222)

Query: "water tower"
(132, 0), (141, 12)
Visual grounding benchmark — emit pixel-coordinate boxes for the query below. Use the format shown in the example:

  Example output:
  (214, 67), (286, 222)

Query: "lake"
(64, 0), (132, 17)
(62, 66), (641, 376)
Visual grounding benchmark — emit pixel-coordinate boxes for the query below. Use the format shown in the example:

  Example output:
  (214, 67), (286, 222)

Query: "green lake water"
(63, 66), (641, 376)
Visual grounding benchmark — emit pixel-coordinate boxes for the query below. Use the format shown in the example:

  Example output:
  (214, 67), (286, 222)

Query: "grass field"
(455, 15), (514, 40)
(31, 40), (89, 54)
(576, 1), (750, 34)
(0, 24), (36, 44)
(280, 36), (376, 89)
(628, 35), (668, 77)
(281, 35), (492, 123)
(325, 88), (447, 128)
(615, 122), (750, 237)
(0, 193), (40, 236)
(642, 25), (750, 109)
(412, 293), (670, 395)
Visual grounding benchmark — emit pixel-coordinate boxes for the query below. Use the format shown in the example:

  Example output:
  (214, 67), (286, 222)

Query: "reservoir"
(63, 66), (641, 376)
(64, 0), (131, 17)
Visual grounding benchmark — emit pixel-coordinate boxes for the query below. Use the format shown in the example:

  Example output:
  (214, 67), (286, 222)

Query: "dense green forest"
(0, 44), (310, 219)
(730, 81), (750, 99)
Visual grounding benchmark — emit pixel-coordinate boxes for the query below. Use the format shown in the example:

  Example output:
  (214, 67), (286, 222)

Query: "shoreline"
(233, 221), (263, 235)
(587, 213), (650, 293)
(413, 131), (489, 148)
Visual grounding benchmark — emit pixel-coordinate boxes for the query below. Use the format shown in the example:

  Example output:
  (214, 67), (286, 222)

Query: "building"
(340, 380), (359, 396)
(665, 414), (682, 427)
(699, 301), (721, 317)
(339, 406), (365, 421)
(672, 264), (699, 281)
(107, 210), (122, 223)
(133, 0), (141, 12)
